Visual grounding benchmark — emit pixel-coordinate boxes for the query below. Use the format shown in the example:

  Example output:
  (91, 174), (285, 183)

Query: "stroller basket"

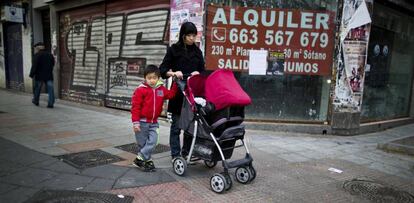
(192, 125), (245, 162)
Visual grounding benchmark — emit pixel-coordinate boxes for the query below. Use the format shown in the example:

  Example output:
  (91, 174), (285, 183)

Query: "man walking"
(29, 42), (55, 108)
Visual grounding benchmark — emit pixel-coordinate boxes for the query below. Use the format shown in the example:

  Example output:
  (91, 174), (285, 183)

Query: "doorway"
(3, 22), (24, 91)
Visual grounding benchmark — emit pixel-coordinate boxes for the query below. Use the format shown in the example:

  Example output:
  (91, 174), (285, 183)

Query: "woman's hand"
(191, 71), (200, 76)
(174, 71), (183, 79)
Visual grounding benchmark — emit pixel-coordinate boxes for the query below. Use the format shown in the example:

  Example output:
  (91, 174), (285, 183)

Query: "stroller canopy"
(205, 69), (251, 111)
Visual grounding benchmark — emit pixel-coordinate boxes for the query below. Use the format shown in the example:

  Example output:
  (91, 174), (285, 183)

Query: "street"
(0, 89), (413, 202)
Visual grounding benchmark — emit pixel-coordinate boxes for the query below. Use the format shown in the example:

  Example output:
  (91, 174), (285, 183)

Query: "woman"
(159, 22), (205, 159)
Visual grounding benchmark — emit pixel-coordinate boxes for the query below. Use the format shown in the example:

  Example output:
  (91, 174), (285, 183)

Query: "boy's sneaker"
(132, 156), (145, 168)
(144, 160), (155, 172)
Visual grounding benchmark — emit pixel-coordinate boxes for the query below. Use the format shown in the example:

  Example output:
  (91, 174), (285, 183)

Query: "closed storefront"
(361, 2), (414, 121)
(205, 0), (339, 122)
(58, 0), (169, 108)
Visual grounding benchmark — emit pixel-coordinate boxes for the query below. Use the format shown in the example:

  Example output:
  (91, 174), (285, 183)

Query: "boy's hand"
(133, 124), (141, 132)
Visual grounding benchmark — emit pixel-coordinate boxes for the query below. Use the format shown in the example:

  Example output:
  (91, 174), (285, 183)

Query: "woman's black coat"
(159, 43), (205, 115)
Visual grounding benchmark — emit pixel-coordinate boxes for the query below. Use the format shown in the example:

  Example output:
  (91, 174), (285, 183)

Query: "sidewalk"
(0, 89), (413, 202)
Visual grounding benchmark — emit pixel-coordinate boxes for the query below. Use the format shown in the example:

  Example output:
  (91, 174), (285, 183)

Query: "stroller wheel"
(247, 165), (256, 182)
(204, 160), (217, 168)
(210, 173), (227, 193)
(221, 172), (232, 191)
(172, 157), (187, 176)
(235, 166), (251, 184)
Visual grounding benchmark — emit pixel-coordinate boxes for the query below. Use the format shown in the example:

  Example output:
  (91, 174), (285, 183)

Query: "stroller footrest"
(224, 155), (252, 169)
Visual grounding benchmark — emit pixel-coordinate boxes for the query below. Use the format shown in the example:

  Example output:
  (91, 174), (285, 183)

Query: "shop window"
(361, 4), (414, 121)
(205, 0), (338, 121)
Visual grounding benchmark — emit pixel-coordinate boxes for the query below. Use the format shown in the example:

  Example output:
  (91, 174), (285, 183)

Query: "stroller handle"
(173, 76), (187, 92)
(172, 73), (192, 92)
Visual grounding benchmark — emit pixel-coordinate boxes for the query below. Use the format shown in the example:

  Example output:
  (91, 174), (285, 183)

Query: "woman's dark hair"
(144, 64), (160, 77)
(178, 22), (197, 46)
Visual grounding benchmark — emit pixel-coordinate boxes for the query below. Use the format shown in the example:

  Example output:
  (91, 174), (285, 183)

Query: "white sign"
(248, 50), (267, 75)
(2, 6), (24, 23)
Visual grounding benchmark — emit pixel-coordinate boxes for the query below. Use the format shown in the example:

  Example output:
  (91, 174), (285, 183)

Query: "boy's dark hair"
(144, 65), (160, 77)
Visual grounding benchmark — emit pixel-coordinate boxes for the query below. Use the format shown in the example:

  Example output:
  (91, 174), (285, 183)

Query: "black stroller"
(171, 69), (256, 193)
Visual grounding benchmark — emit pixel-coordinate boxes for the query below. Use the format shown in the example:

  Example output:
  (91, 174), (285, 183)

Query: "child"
(131, 65), (177, 171)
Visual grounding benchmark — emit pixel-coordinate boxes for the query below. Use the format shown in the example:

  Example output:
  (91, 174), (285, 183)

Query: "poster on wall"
(205, 5), (336, 75)
(170, 0), (204, 45)
(333, 0), (372, 112)
(343, 40), (367, 93)
(267, 51), (285, 76)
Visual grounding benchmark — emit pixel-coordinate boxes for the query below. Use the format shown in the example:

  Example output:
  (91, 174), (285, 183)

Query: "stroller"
(171, 69), (256, 193)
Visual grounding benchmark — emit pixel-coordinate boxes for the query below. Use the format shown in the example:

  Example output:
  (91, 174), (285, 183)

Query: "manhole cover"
(55, 149), (124, 169)
(343, 178), (414, 203)
(115, 143), (170, 154)
(24, 190), (133, 203)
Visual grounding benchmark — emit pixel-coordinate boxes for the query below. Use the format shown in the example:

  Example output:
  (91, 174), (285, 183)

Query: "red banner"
(205, 5), (335, 76)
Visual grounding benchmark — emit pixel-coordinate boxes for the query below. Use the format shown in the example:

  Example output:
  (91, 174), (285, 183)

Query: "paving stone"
(0, 168), (58, 188)
(0, 159), (26, 177)
(114, 169), (175, 189)
(0, 182), (18, 195)
(296, 150), (329, 159)
(0, 186), (40, 203)
(38, 173), (95, 190)
(102, 136), (135, 146)
(36, 130), (81, 140)
(30, 158), (80, 174)
(58, 140), (112, 153)
(338, 154), (375, 165)
(84, 178), (116, 192)
(100, 146), (126, 155)
(26, 189), (134, 203)
(0, 139), (53, 166)
(37, 146), (70, 156)
(109, 182), (203, 202)
(278, 153), (310, 163)
(81, 164), (129, 180)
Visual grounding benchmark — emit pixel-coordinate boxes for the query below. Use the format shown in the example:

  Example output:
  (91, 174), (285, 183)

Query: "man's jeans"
(33, 80), (55, 106)
(135, 122), (159, 161)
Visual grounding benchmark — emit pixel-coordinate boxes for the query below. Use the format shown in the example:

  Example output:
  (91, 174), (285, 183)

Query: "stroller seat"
(207, 106), (245, 137)
(217, 125), (245, 141)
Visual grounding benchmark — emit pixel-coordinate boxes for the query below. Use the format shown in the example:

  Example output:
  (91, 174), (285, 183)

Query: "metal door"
(3, 22), (24, 91)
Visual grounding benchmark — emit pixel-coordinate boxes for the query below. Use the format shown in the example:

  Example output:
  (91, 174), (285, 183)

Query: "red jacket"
(131, 81), (177, 124)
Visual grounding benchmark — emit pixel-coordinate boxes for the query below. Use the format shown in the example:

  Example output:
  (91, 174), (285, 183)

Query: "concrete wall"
(32, 0), (48, 8)
(22, 24), (33, 93)
(32, 9), (44, 45)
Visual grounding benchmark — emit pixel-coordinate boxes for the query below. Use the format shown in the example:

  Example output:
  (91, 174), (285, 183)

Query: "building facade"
(1, 0), (413, 135)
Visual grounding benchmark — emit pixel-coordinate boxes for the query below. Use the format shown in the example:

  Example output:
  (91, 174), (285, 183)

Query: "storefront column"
(48, 5), (59, 98)
(331, 0), (373, 135)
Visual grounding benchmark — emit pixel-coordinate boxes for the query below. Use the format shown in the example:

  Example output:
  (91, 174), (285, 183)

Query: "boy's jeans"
(33, 80), (55, 106)
(135, 122), (159, 161)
